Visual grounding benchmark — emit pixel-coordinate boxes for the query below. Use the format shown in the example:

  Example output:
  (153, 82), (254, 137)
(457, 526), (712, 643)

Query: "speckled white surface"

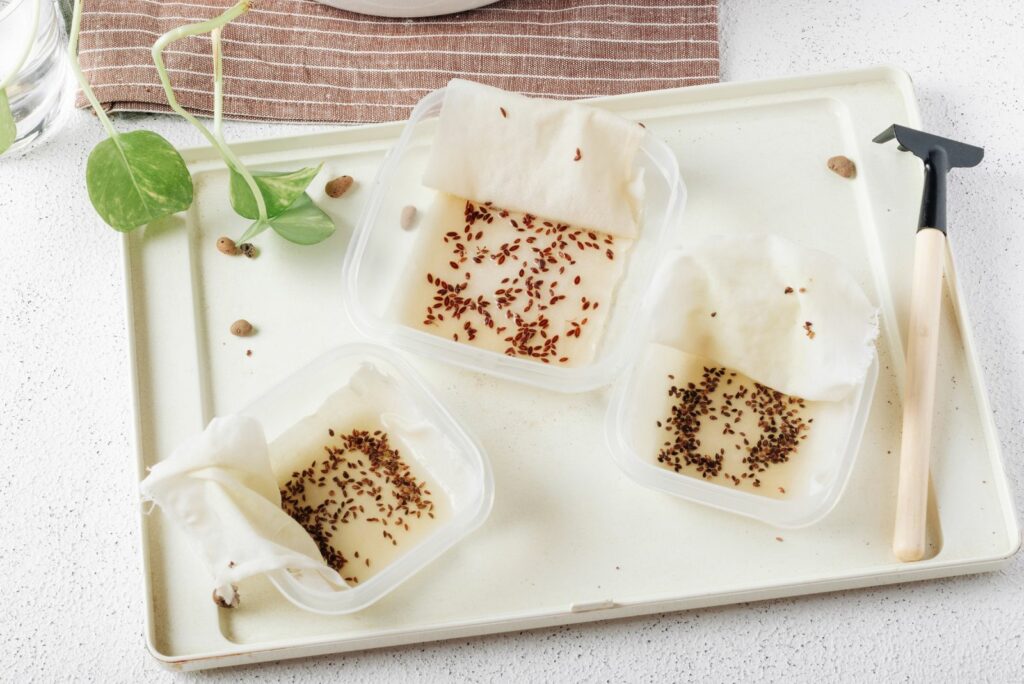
(1, 1), (1022, 680)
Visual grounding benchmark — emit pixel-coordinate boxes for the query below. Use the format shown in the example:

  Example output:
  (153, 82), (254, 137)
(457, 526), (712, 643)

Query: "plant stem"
(0, 0), (40, 91)
(211, 27), (223, 138)
(151, 0), (268, 228)
(67, 0), (118, 140)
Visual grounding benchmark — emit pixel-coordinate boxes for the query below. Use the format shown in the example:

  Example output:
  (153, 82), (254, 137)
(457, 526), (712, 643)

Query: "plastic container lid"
(605, 251), (879, 528)
(238, 343), (493, 614)
(342, 87), (686, 393)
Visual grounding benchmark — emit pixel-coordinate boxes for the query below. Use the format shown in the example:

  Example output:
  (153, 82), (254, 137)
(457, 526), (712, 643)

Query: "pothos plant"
(0, 0), (41, 155)
(68, 0), (333, 244)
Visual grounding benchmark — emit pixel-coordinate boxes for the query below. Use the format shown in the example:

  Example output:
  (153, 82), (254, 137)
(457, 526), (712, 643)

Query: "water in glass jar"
(0, 0), (73, 157)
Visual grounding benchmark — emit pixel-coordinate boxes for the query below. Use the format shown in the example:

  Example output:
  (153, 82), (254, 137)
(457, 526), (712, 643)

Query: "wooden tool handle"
(893, 228), (946, 562)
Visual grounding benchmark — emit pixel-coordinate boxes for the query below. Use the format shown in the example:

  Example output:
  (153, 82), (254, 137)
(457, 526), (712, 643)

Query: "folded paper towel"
(139, 416), (341, 606)
(422, 79), (646, 239)
(648, 234), (879, 402)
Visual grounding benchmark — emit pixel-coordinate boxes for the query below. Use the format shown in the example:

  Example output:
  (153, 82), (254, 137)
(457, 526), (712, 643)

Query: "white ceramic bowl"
(314, 0), (498, 18)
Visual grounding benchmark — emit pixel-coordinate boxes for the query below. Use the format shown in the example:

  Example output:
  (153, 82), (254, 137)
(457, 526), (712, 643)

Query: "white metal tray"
(123, 66), (1019, 671)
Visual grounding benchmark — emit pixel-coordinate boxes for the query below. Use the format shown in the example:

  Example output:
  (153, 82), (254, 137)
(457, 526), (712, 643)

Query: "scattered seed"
(238, 242), (258, 259)
(827, 155), (856, 179)
(784, 286), (794, 295)
(400, 205), (417, 230)
(216, 236), (239, 255)
(230, 319), (254, 337)
(212, 586), (239, 609)
(325, 174), (354, 198)
(573, 148), (582, 161)
(499, 106), (507, 118)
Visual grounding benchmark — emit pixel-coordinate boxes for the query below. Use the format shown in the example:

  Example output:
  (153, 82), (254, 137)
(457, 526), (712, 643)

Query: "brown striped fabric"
(77, 0), (719, 123)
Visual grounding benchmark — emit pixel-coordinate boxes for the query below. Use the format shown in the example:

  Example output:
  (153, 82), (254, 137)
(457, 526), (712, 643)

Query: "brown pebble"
(400, 205), (417, 230)
(827, 155), (856, 179)
(216, 236), (239, 255)
(238, 242), (258, 259)
(230, 319), (254, 337)
(325, 175), (354, 198)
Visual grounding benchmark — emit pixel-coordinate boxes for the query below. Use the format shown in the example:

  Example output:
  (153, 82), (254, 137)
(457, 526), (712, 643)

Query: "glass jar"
(0, 0), (73, 157)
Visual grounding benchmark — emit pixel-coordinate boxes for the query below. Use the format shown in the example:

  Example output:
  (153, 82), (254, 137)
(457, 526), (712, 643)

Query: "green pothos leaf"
(229, 163), (322, 220)
(85, 129), (194, 231)
(0, 89), (16, 155)
(268, 193), (335, 245)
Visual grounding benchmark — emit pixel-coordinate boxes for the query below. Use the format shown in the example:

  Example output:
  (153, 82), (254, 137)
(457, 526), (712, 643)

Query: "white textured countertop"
(2, 1), (1022, 680)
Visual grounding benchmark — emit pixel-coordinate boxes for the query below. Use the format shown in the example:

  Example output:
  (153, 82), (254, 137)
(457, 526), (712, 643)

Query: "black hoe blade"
(873, 124), (984, 232)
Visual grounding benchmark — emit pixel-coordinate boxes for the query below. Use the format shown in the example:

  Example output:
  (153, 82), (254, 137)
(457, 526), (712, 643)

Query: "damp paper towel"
(139, 416), (342, 606)
(421, 79), (646, 239)
(649, 234), (879, 402)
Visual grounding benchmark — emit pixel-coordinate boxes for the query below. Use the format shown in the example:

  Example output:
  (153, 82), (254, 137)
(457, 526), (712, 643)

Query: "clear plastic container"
(342, 88), (686, 393)
(605, 251), (879, 528)
(239, 343), (493, 614)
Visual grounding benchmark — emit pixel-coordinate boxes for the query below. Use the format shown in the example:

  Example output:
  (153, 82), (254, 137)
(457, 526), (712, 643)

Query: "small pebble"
(400, 205), (417, 230)
(827, 155), (857, 179)
(325, 175), (354, 198)
(238, 243), (258, 259)
(216, 237), (239, 255)
(230, 319), (254, 337)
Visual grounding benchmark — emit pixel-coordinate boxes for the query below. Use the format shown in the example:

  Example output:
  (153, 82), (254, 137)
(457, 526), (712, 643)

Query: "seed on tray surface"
(827, 155), (857, 179)
(646, 345), (816, 499)
(212, 585), (239, 609)
(216, 236), (239, 255)
(325, 175), (354, 198)
(400, 205), (418, 230)
(397, 195), (632, 367)
(230, 319), (254, 336)
(238, 242), (258, 259)
(279, 428), (444, 581)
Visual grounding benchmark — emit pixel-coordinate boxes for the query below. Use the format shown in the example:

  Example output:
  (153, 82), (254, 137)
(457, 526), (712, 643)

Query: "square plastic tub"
(604, 251), (879, 528)
(238, 343), (493, 614)
(342, 87), (686, 393)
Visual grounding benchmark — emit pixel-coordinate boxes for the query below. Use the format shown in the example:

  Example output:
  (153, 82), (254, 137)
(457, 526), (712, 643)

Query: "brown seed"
(230, 319), (254, 337)
(574, 147), (582, 161)
(238, 242), (258, 259)
(500, 106), (507, 118)
(784, 286), (794, 294)
(827, 155), (856, 179)
(325, 175), (354, 198)
(400, 205), (417, 230)
(216, 236), (239, 255)
(212, 585), (239, 609)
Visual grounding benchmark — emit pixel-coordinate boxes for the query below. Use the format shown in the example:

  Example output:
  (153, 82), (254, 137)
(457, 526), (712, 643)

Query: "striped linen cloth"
(77, 0), (719, 123)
